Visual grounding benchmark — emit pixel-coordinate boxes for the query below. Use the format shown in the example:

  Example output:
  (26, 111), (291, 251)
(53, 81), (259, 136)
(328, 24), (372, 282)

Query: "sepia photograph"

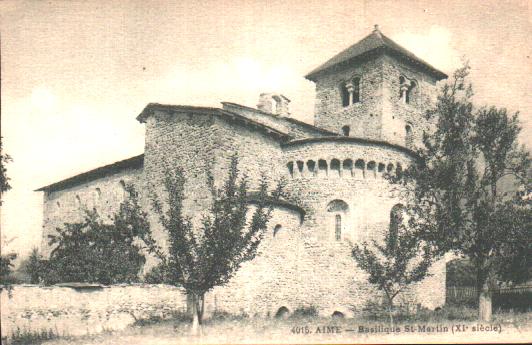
(0, 0), (531, 344)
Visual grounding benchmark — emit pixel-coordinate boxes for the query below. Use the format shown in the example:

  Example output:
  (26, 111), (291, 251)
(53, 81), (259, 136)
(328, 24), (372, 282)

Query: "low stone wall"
(0, 284), (186, 338)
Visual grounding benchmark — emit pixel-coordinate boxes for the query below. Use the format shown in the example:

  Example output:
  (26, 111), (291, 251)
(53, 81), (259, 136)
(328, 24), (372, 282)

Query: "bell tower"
(305, 25), (447, 149)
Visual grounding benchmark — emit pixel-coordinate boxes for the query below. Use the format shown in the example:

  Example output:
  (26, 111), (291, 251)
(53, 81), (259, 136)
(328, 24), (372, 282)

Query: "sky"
(1, 0), (531, 256)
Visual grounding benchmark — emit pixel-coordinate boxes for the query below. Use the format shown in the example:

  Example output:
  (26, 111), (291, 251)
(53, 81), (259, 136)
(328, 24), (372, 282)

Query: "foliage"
(0, 252), (17, 284)
(352, 222), (432, 309)
(45, 185), (159, 285)
(391, 63), (531, 320)
(150, 154), (281, 329)
(446, 258), (476, 287)
(7, 327), (58, 345)
(18, 248), (46, 284)
(143, 261), (171, 284)
(290, 305), (319, 318)
(0, 136), (12, 205)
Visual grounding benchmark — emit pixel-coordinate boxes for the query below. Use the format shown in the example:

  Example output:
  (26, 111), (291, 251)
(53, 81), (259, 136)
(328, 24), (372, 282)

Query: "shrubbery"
(42, 185), (159, 285)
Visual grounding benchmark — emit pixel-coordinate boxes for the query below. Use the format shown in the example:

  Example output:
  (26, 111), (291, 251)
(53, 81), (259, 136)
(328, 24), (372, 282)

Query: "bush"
(44, 185), (159, 285)
(290, 305), (319, 318)
(0, 253), (17, 284)
(209, 310), (249, 321)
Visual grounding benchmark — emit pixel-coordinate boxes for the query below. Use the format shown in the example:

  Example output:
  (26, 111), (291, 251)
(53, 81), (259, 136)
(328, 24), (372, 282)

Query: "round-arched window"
(327, 200), (349, 241)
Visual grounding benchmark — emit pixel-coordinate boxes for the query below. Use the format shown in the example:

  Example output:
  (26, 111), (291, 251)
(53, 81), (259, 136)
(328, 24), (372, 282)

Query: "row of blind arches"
(287, 159), (403, 179)
(56, 180), (130, 209)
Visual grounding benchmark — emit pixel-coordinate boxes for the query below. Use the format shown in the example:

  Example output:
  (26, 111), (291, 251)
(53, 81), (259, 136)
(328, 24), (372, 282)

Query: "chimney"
(257, 93), (290, 117)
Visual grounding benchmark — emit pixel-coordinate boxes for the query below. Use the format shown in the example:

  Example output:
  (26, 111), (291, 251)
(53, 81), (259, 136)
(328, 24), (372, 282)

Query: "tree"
(392, 64), (531, 321)
(0, 253), (17, 284)
(150, 155), (281, 334)
(45, 184), (159, 285)
(20, 248), (45, 284)
(0, 136), (12, 205)
(352, 207), (432, 325)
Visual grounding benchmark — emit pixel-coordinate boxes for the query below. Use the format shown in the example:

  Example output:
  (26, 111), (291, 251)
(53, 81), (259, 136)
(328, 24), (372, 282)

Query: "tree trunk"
(387, 297), (394, 329)
(479, 280), (492, 321)
(190, 293), (201, 335)
(199, 293), (205, 324)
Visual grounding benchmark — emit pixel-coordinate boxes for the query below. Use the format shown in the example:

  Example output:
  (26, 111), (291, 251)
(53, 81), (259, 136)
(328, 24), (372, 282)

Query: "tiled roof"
(305, 27), (447, 81)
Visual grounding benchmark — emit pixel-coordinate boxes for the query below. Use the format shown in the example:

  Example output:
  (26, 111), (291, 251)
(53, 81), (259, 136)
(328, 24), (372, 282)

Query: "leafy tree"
(0, 253), (17, 284)
(45, 185), (159, 285)
(352, 210), (432, 324)
(150, 155), (281, 334)
(0, 136), (12, 205)
(392, 64), (531, 321)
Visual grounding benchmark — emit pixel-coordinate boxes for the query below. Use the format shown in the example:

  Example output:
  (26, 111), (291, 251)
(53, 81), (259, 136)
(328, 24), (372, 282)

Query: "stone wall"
(313, 57), (385, 139)
(0, 284), (186, 338)
(380, 54), (440, 149)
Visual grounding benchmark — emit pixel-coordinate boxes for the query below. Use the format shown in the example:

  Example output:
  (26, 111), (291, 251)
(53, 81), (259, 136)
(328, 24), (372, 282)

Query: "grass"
(3, 327), (59, 345)
(8, 306), (532, 345)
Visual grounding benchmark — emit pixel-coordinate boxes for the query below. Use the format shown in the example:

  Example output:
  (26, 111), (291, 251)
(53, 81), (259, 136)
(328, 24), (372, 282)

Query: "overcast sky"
(1, 0), (531, 256)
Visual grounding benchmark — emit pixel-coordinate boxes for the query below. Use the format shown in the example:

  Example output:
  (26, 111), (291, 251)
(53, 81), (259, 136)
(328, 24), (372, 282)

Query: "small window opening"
(332, 311), (345, 318)
(400, 76), (416, 104)
(273, 224), (282, 237)
(342, 125), (350, 136)
(335, 214), (342, 241)
(275, 306), (290, 319)
(352, 77), (360, 103)
(340, 82), (350, 107)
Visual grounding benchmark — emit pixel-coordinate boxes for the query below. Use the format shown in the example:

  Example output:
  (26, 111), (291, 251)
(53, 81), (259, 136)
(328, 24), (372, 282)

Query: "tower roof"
(305, 26), (447, 81)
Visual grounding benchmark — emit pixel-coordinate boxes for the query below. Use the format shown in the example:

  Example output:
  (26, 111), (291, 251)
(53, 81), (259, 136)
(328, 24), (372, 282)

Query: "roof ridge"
(305, 28), (447, 81)
(35, 154), (144, 192)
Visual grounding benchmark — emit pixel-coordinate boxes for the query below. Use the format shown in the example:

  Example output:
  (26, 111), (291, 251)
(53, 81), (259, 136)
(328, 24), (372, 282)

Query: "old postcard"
(1, 0), (530, 344)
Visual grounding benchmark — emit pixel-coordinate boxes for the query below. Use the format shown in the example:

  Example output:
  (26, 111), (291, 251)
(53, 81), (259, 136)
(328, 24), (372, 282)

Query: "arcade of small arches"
(286, 158), (403, 179)
(55, 179), (131, 210)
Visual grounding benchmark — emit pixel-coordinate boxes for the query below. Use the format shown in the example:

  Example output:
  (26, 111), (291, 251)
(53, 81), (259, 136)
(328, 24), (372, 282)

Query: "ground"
(8, 307), (530, 345)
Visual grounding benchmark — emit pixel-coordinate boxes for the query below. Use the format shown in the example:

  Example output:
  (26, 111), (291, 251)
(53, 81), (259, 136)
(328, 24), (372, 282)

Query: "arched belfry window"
(340, 77), (361, 107)
(400, 76), (417, 104)
(327, 200), (349, 241)
(340, 82), (350, 107)
(352, 77), (360, 103)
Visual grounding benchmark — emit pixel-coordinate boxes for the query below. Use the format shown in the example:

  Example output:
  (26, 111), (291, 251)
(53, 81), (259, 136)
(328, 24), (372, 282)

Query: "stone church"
(37, 27), (448, 317)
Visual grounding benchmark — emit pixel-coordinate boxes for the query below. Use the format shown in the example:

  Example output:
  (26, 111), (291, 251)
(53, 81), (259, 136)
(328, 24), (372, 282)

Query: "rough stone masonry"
(37, 27), (449, 317)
